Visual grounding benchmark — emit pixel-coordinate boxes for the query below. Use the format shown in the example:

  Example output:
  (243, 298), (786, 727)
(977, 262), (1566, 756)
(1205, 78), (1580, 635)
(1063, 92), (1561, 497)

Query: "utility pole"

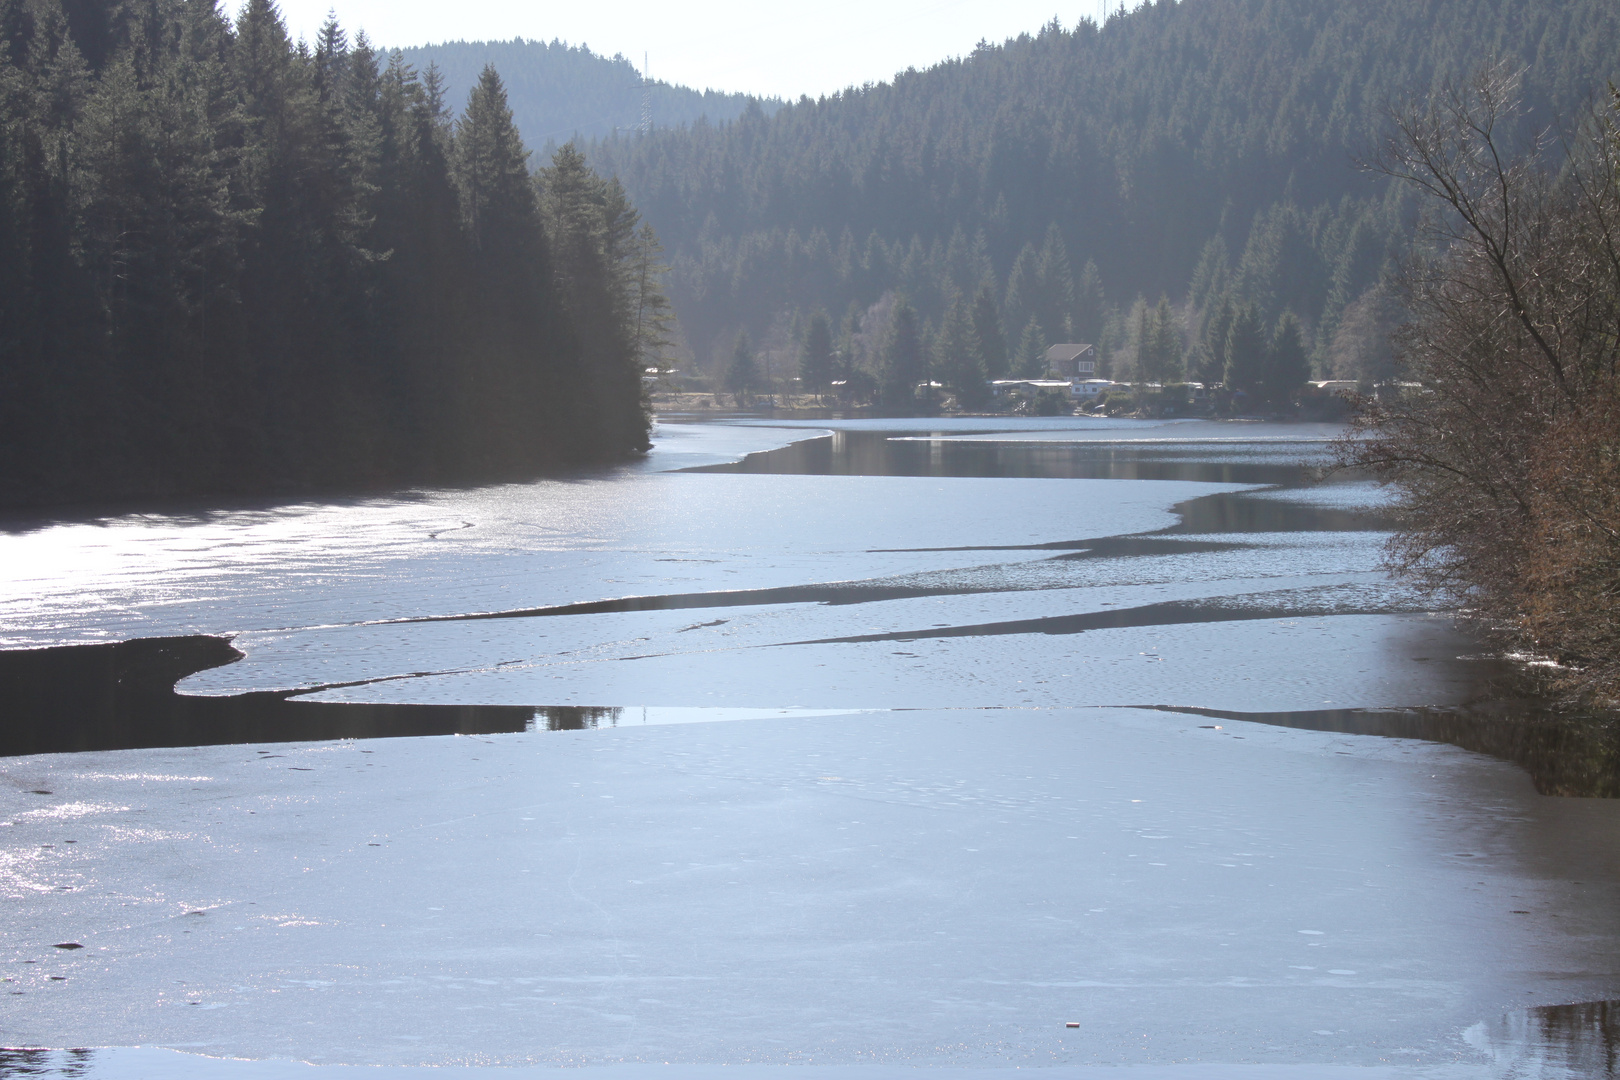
(640, 53), (652, 135)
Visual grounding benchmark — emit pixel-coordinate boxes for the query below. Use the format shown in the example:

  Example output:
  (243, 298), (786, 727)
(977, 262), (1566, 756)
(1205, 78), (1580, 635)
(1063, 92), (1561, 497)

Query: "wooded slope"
(590, 0), (1620, 376)
(396, 38), (774, 147)
(0, 0), (655, 508)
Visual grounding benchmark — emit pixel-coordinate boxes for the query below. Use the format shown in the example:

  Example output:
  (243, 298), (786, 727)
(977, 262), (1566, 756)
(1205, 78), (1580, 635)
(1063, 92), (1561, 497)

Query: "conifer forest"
(0, 0), (656, 508)
(588, 0), (1619, 390)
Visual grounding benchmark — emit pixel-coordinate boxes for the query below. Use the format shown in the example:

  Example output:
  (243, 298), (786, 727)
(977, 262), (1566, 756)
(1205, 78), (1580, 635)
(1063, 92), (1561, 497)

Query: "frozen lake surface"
(1, 417), (1616, 1078)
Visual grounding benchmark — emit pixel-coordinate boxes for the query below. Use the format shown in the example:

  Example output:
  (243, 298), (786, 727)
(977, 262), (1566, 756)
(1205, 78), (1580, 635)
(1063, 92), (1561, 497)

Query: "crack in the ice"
(425, 521), (477, 541)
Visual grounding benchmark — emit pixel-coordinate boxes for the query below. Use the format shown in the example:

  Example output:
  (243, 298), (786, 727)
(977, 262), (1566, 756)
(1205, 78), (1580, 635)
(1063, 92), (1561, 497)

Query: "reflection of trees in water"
(1159, 653), (1620, 798)
(1432, 709), (1620, 798)
(1536, 1001), (1619, 1078)
(0, 636), (638, 752)
(1482, 999), (1619, 1077)
(0, 636), (543, 757)
(0, 1047), (98, 1075)
(1343, 700), (1620, 799)
(1396, 659), (1620, 798)
(697, 429), (1329, 486)
(1160, 702), (1620, 799)
(533, 707), (624, 731)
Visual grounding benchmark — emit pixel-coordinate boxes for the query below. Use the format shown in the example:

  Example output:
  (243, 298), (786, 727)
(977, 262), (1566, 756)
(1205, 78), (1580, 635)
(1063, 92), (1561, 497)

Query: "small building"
(990, 379), (1076, 398)
(1044, 344), (1097, 380)
(991, 377), (1118, 402)
(1070, 379), (1114, 400)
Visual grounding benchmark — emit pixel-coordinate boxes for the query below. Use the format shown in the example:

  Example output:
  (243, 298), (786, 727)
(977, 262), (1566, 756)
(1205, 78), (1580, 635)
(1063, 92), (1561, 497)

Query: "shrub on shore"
(1340, 73), (1620, 702)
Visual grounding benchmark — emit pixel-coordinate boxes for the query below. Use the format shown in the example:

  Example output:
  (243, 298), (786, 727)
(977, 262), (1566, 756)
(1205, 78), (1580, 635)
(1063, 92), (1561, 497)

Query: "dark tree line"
(587, 0), (1619, 382)
(0, 0), (659, 509)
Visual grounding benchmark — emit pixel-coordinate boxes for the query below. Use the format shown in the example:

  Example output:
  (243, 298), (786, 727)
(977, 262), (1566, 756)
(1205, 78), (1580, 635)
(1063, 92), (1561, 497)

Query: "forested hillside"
(396, 39), (775, 147)
(589, 0), (1620, 385)
(0, 0), (658, 508)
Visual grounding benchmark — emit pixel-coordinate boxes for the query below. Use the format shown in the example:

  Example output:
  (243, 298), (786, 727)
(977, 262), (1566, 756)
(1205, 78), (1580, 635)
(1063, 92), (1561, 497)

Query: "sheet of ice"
(265, 614), (1472, 713)
(0, 474), (1243, 650)
(0, 1049), (1512, 1079)
(4, 708), (1616, 1073)
(172, 499), (1426, 712)
(11, 418), (1594, 1079)
(633, 419), (828, 472)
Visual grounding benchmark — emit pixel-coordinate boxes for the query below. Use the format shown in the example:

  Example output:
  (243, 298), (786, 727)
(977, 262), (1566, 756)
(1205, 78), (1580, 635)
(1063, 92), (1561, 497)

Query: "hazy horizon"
(233, 0), (1129, 99)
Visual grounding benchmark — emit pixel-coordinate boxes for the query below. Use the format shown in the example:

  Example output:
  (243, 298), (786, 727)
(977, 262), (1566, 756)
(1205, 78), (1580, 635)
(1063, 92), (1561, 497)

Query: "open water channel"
(0, 416), (1616, 1078)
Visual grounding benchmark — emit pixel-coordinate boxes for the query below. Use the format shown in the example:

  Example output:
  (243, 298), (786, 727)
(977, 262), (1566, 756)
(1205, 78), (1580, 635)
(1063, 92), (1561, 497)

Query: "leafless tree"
(1340, 68), (1620, 699)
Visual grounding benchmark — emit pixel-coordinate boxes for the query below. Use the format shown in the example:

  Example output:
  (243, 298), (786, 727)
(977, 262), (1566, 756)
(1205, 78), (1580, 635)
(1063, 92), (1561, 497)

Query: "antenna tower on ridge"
(640, 53), (652, 135)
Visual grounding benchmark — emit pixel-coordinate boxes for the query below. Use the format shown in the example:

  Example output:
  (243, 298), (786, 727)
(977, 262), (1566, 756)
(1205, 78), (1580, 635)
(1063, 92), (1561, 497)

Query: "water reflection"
(691, 428), (1326, 485)
(0, 1049), (97, 1078)
(0, 636), (538, 756)
(1149, 701), (1620, 798)
(1474, 999), (1620, 1078)
(535, 705), (621, 730)
(694, 429), (1393, 534)
(0, 639), (870, 754)
(1169, 488), (1390, 533)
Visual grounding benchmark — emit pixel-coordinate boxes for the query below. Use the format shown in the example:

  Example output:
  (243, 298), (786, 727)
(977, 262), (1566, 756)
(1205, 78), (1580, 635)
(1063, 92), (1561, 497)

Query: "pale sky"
(242, 1), (1129, 100)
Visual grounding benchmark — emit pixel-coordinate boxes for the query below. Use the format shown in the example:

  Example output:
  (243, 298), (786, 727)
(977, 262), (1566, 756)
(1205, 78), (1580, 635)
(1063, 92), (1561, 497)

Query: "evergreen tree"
(1073, 259), (1105, 343)
(1013, 316), (1047, 378)
(1196, 296), (1235, 385)
(1002, 242), (1038, 342)
(1143, 296), (1183, 384)
(880, 299), (924, 410)
(970, 282), (1008, 379)
(1188, 236), (1229, 314)
(1035, 221), (1075, 344)
(1129, 297), (1153, 384)
(539, 142), (652, 451)
(314, 14), (350, 98)
(458, 65), (563, 461)
(837, 300), (862, 382)
(1267, 311), (1311, 401)
(368, 40), (478, 477)
(935, 294), (987, 408)
(798, 309), (834, 398)
(457, 64), (537, 252)
(723, 330), (757, 405)
(1223, 303), (1268, 398)
(628, 222), (675, 371)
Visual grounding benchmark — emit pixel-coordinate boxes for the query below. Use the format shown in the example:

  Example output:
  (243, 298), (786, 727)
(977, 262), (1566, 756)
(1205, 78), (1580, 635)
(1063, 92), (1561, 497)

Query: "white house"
(1070, 378), (1114, 400)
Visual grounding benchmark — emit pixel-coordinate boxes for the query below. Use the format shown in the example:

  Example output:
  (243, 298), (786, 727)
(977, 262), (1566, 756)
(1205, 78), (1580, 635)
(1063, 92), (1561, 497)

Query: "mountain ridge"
(395, 38), (781, 149)
(585, 0), (1620, 378)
